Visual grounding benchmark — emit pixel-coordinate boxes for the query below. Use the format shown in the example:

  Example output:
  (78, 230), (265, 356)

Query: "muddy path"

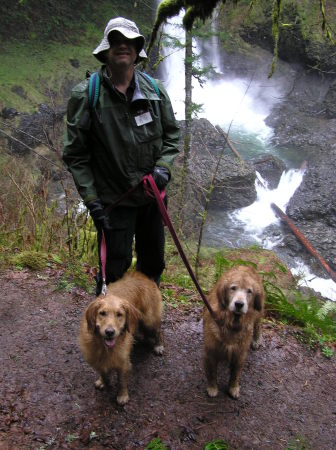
(0, 268), (335, 450)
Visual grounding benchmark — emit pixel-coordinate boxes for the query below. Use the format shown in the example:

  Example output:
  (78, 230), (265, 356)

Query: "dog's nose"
(105, 328), (115, 338)
(235, 301), (244, 311)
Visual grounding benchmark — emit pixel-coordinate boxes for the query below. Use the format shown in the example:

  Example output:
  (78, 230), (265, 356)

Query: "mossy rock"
(11, 251), (49, 271)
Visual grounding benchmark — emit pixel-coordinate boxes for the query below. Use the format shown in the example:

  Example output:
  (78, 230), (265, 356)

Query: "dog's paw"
(94, 378), (105, 390)
(153, 344), (164, 356)
(228, 385), (240, 399)
(206, 386), (219, 397)
(117, 393), (129, 405)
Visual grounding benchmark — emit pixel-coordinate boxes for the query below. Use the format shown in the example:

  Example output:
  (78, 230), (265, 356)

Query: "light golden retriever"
(203, 265), (265, 399)
(80, 271), (164, 405)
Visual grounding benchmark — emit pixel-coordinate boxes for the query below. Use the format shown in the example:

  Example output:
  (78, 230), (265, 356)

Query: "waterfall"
(156, 12), (336, 301)
(159, 14), (283, 140)
(232, 170), (305, 239)
(159, 12), (185, 119)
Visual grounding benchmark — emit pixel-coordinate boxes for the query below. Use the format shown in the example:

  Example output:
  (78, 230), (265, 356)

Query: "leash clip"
(101, 280), (107, 296)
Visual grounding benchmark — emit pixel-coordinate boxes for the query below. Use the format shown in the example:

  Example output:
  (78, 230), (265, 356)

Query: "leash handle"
(143, 174), (218, 322)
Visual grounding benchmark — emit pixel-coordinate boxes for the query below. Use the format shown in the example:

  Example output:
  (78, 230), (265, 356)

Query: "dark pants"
(96, 201), (165, 295)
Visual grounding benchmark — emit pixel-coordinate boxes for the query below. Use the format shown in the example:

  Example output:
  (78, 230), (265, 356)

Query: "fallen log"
(271, 202), (336, 284)
(215, 125), (243, 160)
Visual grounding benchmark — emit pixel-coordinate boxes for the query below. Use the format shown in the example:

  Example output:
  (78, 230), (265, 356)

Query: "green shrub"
(11, 250), (49, 270)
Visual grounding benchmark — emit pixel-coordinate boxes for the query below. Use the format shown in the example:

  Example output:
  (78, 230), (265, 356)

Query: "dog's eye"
(230, 285), (237, 291)
(116, 312), (123, 318)
(247, 288), (253, 294)
(99, 310), (107, 316)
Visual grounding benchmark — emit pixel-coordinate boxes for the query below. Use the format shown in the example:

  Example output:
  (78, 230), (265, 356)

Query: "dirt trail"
(0, 268), (335, 450)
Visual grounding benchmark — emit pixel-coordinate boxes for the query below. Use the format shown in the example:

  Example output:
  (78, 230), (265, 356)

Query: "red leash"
(143, 174), (218, 323)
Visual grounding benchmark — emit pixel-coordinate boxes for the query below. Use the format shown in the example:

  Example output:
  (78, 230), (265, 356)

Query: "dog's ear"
(253, 289), (265, 312)
(216, 281), (229, 309)
(121, 305), (130, 334)
(85, 300), (100, 333)
(121, 300), (132, 334)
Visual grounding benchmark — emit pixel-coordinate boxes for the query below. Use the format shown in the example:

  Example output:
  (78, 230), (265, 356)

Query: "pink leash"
(100, 230), (107, 296)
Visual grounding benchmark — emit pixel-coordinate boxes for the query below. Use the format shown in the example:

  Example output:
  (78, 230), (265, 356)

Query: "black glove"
(152, 166), (170, 190)
(86, 199), (111, 230)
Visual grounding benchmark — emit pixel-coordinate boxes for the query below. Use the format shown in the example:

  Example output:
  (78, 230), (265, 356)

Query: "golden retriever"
(79, 271), (164, 405)
(203, 265), (265, 399)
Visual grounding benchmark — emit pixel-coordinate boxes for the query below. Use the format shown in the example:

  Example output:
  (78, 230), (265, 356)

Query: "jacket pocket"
(131, 102), (162, 144)
(136, 137), (162, 171)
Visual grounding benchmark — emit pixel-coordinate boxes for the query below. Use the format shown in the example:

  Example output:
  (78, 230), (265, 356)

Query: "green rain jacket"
(63, 67), (180, 206)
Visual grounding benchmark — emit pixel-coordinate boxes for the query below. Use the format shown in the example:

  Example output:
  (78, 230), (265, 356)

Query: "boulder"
(1, 107), (19, 119)
(9, 103), (64, 156)
(178, 118), (257, 211)
(171, 118), (257, 236)
(251, 154), (286, 189)
(281, 153), (336, 271)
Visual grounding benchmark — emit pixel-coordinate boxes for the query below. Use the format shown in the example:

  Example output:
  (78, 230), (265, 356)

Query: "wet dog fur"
(80, 271), (164, 405)
(203, 265), (265, 399)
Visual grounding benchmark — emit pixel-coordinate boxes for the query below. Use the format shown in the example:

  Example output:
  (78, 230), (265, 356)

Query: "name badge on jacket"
(135, 112), (153, 126)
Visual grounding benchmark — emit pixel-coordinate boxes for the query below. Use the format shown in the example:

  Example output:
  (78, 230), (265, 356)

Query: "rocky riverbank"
(265, 67), (336, 276)
(173, 47), (336, 281)
(224, 0), (336, 277)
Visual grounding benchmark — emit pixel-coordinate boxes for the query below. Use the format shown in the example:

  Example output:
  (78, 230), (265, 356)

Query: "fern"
(204, 439), (230, 450)
(317, 300), (336, 320)
(263, 275), (336, 343)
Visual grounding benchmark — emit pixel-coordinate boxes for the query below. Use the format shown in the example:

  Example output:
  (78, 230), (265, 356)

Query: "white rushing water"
(231, 170), (305, 239)
(232, 173), (336, 301)
(158, 15), (336, 300)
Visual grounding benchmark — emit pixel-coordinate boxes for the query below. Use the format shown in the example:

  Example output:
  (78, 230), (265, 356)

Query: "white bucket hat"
(93, 17), (147, 62)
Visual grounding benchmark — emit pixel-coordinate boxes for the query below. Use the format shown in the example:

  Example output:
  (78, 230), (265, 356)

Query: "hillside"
(1, 0), (335, 113)
(218, 0), (336, 73)
(0, 0), (155, 112)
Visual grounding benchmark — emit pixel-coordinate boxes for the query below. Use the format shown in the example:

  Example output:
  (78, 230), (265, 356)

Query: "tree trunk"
(178, 29), (193, 224)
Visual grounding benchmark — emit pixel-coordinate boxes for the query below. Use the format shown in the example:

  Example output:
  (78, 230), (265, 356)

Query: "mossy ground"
(0, 0), (154, 112)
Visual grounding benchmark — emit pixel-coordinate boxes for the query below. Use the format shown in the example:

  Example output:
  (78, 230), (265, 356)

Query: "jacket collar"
(100, 67), (159, 102)
(101, 65), (136, 101)
(132, 71), (146, 102)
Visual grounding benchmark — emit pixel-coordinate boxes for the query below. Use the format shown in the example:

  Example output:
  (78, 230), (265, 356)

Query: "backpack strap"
(88, 71), (100, 109)
(142, 72), (161, 98)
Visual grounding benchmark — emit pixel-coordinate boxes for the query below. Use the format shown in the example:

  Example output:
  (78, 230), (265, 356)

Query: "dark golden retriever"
(80, 271), (163, 405)
(203, 265), (265, 399)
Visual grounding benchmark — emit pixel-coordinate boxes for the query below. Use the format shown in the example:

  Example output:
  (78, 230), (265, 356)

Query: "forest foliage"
(1, 0), (335, 111)
(0, 0), (154, 42)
